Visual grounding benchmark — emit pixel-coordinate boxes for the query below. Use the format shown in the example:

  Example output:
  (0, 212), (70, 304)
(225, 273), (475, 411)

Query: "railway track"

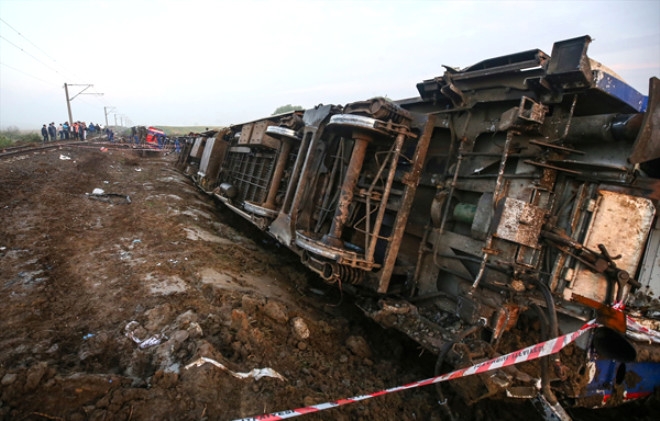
(0, 140), (170, 160)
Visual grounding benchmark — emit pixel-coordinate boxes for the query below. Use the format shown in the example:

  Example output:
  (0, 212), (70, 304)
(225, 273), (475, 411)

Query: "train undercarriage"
(178, 36), (660, 418)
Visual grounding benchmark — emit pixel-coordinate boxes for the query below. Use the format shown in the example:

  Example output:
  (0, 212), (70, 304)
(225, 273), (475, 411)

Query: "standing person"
(57, 123), (64, 140)
(41, 124), (48, 143)
(72, 122), (79, 140)
(63, 122), (70, 139)
(81, 122), (87, 140)
(48, 122), (56, 141)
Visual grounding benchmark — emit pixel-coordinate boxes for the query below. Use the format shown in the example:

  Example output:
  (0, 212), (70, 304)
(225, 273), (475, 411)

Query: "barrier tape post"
(233, 320), (598, 421)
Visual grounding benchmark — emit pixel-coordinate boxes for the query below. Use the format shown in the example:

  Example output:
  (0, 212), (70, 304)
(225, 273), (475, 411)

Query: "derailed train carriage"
(178, 36), (660, 418)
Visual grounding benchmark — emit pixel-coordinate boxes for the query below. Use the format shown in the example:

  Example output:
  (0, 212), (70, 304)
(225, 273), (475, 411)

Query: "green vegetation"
(0, 127), (41, 148)
(0, 136), (12, 149)
(272, 104), (304, 115)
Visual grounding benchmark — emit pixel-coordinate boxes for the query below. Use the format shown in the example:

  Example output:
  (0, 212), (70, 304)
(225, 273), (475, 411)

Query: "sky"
(1, 0), (659, 130)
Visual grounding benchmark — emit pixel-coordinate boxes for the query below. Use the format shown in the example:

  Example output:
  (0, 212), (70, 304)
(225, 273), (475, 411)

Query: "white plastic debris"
(135, 168), (142, 172)
(92, 188), (105, 195)
(185, 356), (285, 381)
(124, 321), (165, 349)
(138, 335), (165, 349)
(59, 154), (71, 160)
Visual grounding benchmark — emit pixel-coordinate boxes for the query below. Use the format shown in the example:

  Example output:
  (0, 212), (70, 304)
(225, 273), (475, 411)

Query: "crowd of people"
(36, 122), (179, 148)
(40, 121), (111, 142)
(36, 121), (188, 152)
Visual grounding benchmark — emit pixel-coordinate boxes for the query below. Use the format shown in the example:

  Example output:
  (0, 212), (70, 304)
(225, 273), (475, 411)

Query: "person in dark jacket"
(105, 127), (114, 142)
(41, 124), (48, 142)
(47, 122), (56, 141)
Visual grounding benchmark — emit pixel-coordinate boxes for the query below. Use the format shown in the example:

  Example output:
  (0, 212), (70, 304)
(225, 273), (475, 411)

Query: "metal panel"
(494, 198), (547, 248)
(249, 120), (280, 149)
(565, 190), (656, 303)
(238, 123), (253, 145)
(638, 227), (660, 296)
(198, 138), (216, 176)
(593, 71), (648, 113)
(629, 77), (659, 163)
(190, 137), (205, 158)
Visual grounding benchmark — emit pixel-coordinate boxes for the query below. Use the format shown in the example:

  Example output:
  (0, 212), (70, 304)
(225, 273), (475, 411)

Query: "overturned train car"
(179, 36), (660, 417)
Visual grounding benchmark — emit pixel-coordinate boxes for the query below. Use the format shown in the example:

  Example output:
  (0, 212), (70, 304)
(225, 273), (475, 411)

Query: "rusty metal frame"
(376, 115), (436, 293)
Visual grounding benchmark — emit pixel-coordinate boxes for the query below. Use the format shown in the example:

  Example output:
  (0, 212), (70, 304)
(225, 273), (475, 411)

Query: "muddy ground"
(0, 145), (658, 420)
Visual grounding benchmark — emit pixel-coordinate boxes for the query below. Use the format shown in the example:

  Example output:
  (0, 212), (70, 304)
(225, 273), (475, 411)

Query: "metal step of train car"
(179, 35), (659, 419)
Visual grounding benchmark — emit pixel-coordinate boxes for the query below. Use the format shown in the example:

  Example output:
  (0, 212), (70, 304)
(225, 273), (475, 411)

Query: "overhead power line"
(0, 61), (52, 85)
(0, 17), (82, 83)
(1, 18), (129, 127)
(0, 17), (59, 63)
(0, 34), (64, 78)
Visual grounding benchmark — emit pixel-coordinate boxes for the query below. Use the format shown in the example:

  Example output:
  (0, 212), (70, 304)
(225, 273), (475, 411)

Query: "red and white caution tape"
(611, 302), (660, 343)
(626, 315), (660, 344)
(234, 319), (598, 421)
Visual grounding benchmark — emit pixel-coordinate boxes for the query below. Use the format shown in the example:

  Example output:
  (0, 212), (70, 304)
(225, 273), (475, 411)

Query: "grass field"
(0, 128), (41, 147)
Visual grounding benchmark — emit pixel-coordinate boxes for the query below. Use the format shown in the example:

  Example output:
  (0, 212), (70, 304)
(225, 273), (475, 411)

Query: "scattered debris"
(124, 321), (166, 349)
(185, 356), (286, 381)
(87, 188), (132, 205)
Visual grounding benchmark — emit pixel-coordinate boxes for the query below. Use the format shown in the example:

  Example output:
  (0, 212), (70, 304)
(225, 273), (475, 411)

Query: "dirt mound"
(0, 147), (444, 420)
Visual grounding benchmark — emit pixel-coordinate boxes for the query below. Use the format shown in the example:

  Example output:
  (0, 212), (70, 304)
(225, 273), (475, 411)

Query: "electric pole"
(104, 106), (116, 128)
(64, 83), (73, 126)
(64, 83), (103, 125)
